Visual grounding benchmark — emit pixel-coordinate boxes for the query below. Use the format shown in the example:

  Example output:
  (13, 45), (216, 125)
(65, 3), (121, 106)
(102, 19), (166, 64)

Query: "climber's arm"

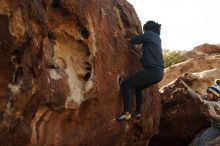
(130, 34), (145, 44)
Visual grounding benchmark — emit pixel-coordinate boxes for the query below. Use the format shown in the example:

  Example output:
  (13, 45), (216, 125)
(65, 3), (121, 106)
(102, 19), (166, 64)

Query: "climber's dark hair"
(143, 20), (161, 35)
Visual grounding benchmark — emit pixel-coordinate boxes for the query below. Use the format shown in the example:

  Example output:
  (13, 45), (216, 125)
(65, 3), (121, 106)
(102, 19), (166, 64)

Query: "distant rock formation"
(159, 55), (220, 88)
(150, 69), (220, 146)
(0, 0), (162, 146)
(159, 43), (220, 88)
(189, 43), (220, 57)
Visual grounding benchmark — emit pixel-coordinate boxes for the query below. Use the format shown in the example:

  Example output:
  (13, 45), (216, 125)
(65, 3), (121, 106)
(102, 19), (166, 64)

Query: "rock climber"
(116, 20), (164, 121)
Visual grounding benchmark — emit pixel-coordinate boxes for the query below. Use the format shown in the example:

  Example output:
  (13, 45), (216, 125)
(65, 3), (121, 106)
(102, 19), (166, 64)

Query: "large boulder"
(150, 69), (220, 146)
(0, 0), (161, 146)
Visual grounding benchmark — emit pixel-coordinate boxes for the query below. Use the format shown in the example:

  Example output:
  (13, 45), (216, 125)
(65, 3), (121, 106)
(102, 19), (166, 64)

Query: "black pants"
(120, 68), (163, 113)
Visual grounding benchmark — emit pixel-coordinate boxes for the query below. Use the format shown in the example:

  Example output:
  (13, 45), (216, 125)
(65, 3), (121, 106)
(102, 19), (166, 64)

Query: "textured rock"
(190, 43), (220, 56)
(150, 69), (220, 146)
(159, 55), (220, 88)
(0, 0), (161, 146)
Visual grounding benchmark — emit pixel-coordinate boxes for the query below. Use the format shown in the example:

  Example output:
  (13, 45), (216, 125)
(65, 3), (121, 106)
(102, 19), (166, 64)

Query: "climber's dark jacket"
(130, 31), (164, 69)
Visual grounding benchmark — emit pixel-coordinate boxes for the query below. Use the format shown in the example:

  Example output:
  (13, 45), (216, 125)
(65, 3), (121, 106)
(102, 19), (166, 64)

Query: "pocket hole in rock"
(83, 72), (91, 81)
(78, 28), (90, 39)
(13, 67), (23, 84)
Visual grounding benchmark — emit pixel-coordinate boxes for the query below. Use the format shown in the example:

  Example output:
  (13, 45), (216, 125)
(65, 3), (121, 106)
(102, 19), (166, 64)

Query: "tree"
(163, 49), (187, 68)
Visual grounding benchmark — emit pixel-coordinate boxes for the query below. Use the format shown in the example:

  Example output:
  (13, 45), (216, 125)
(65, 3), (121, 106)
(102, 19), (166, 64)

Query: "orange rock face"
(0, 0), (161, 146)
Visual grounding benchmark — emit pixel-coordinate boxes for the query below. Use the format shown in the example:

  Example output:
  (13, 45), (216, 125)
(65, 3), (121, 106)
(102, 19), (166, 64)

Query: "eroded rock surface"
(0, 0), (161, 146)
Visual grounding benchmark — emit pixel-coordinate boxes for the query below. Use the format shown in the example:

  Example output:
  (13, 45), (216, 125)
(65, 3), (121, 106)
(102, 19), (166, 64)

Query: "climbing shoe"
(116, 112), (131, 122)
(131, 111), (141, 118)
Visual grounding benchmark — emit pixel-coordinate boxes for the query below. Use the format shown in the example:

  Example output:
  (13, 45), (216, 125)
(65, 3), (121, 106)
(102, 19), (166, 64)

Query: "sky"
(127, 0), (220, 51)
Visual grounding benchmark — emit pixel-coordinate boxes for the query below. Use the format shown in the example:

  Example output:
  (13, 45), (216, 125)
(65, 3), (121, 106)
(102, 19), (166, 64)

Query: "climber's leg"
(117, 68), (163, 122)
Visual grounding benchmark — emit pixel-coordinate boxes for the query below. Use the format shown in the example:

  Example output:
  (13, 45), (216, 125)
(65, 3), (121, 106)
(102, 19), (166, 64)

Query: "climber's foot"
(131, 111), (141, 119)
(116, 112), (131, 122)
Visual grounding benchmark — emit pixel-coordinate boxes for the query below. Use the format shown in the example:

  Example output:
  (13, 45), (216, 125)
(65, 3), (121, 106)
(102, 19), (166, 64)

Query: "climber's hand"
(124, 32), (137, 40)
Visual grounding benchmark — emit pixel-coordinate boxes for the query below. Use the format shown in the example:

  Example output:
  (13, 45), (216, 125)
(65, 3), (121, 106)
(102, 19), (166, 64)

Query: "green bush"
(163, 49), (187, 68)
